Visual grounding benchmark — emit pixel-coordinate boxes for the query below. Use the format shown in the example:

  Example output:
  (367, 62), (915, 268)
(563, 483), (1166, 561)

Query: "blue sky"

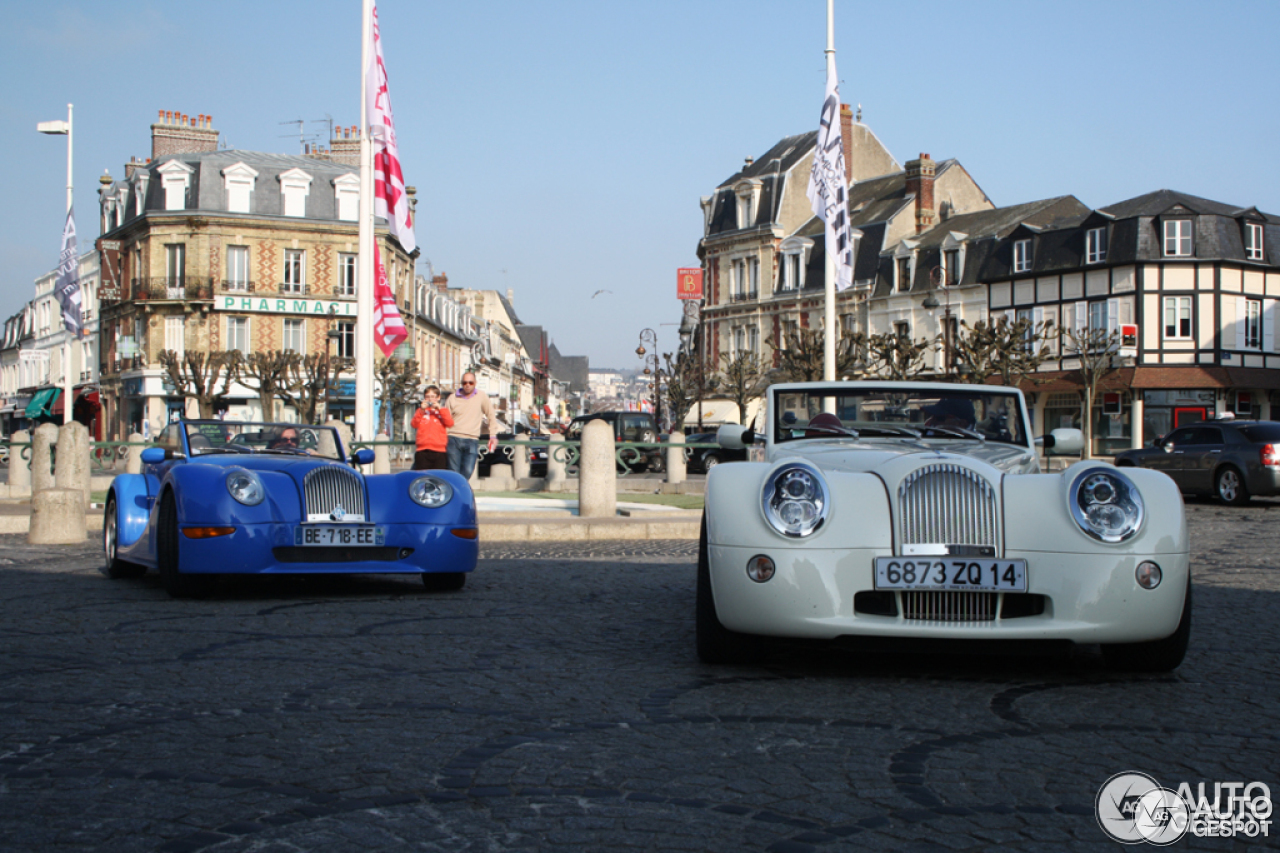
(3, 0), (1278, 370)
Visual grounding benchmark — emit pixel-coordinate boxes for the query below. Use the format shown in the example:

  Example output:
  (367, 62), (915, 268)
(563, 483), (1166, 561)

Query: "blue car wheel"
(103, 496), (146, 580)
(158, 491), (216, 600)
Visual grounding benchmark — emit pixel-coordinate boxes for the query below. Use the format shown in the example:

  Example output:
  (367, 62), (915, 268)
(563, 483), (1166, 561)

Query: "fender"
(109, 474), (155, 547)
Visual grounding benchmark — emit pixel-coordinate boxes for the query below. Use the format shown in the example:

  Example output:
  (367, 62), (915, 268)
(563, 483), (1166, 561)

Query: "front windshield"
(182, 421), (344, 460)
(773, 386), (1028, 447)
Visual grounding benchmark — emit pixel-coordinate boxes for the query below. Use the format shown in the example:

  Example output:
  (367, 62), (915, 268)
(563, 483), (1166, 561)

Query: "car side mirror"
(352, 448), (375, 466)
(141, 447), (182, 463)
(718, 423), (755, 450)
(1037, 428), (1083, 454)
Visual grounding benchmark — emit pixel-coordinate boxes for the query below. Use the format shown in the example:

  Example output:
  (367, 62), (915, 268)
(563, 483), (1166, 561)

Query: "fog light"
(746, 555), (775, 583)
(1136, 561), (1162, 590)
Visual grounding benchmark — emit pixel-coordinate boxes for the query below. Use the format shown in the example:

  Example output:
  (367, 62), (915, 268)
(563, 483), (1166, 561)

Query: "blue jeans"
(447, 436), (479, 479)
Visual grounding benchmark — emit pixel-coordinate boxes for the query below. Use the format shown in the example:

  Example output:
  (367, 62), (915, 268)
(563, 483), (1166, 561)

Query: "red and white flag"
(372, 242), (408, 356)
(366, 2), (416, 254)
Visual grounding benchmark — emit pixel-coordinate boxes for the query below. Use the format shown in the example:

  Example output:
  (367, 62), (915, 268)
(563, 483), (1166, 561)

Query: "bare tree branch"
(157, 350), (242, 419)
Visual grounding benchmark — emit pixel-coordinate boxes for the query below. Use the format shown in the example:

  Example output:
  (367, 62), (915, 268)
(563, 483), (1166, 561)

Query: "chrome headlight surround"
(1069, 468), (1144, 543)
(761, 462), (829, 538)
(225, 469), (265, 506)
(410, 476), (454, 508)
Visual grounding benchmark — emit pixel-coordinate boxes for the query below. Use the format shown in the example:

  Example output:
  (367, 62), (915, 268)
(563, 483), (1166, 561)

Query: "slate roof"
(1099, 189), (1279, 223)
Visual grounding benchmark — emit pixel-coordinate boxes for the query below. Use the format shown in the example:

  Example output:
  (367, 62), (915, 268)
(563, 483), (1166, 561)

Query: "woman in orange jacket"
(410, 385), (454, 470)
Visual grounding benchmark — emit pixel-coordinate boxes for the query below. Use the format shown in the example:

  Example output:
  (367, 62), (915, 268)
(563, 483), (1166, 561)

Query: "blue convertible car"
(103, 420), (478, 598)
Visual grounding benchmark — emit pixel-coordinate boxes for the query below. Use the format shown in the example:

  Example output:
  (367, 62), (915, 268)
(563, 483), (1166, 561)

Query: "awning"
(24, 388), (61, 419)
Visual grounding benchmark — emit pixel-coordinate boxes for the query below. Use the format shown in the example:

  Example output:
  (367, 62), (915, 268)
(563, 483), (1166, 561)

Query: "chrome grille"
(898, 463), (998, 550)
(303, 466), (366, 522)
(902, 591), (998, 622)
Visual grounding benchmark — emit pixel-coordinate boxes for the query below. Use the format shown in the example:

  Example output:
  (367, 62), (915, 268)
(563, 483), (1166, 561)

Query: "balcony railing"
(731, 291), (760, 303)
(217, 280), (257, 295)
(131, 277), (215, 301)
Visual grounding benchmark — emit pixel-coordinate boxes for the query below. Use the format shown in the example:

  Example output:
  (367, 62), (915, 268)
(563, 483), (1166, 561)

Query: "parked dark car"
(566, 411), (664, 472)
(477, 432), (549, 478)
(1114, 418), (1280, 505)
(682, 432), (747, 474)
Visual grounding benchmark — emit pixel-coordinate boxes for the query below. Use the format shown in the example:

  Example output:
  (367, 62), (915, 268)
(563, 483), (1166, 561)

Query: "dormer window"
(1245, 221), (1265, 261)
(777, 237), (813, 293)
(278, 168), (314, 217)
(1086, 227), (1108, 264)
(733, 179), (763, 229)
(221, 162), (259, 214)
(892, 240), (918, 293)
(333, 173), (360, 222)
(157, 160), (193, 211)
(1163, 219), (1193, 257)
(133, 171), (150, 216)
(939, 231), (968, 286)
(1013, 239), (1032, 273)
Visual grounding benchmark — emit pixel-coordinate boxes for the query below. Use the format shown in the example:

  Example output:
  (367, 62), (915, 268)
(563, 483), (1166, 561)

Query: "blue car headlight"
(762, 463), (828, 538)
(410, 476), (453, 508)
(225, 469), (265, 506)
(1069, 468), (1144, 543)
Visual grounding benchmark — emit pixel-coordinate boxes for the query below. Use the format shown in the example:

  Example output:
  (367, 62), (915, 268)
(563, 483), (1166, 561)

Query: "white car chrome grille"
(303, 466), (367, 522)
(897, 463), (999, 551)
(901, 591), (998, 622)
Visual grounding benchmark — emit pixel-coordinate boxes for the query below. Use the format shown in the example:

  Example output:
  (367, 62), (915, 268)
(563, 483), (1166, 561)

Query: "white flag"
(806, 64), (853, 292)
(55, 207), (84, 335)
(365, 2), (416, 254)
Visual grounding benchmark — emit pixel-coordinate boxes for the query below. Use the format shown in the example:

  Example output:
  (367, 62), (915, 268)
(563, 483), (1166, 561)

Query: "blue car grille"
(897, 463), (999, 551)
(303, 466), (367, 522)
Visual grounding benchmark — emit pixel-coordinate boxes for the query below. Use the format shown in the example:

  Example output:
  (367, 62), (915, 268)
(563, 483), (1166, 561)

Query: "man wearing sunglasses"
(445, 372), (497, 479)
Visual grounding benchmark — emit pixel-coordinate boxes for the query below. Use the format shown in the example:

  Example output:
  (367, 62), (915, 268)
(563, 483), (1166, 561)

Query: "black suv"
(566, 411), (664, 472)
(1114, 418), (1280, 505)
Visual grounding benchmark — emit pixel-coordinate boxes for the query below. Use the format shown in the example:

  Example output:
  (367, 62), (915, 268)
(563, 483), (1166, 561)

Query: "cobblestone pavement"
(1, 499), (1277, 852)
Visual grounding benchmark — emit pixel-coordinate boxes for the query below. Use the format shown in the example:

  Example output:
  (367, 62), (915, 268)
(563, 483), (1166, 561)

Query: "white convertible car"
(698, 381), (1191, 672)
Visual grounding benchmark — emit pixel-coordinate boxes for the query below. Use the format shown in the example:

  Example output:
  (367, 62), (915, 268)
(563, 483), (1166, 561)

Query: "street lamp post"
(636, 328), (662, 427)
(37, 104), (74, 425)
(923, 266), (954, 376)
(678, 303), (703, 432)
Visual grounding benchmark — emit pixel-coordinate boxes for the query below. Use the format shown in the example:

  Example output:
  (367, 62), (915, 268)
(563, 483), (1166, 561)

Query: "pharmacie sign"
(215, 296), (357, 317)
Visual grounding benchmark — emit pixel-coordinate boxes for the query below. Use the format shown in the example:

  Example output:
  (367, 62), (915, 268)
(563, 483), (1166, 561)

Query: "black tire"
(1102, 577), (1192, 672)
(703, 454), (721, 471)
(103, 496), (146, 579)
(1215, 466), (1250, 505)
(422, 572), (466, 592)
(696, 514), (762, 664)
(157, 491), (215, 599)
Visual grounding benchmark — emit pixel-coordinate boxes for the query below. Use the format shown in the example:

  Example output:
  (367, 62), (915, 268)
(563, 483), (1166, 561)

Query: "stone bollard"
(55, 422), (92, 511)
(512, 441), (530, 482)
(31, 423), (58, 494)
(9, 430), (31, 494)
(488, 462), (515, 491)
(373, 432), (391, 474)
(126, 432), (146, 474)
(666, 430), (686, 486)
(579, 418), (616, 518)
(545, 434), (567, 492)
(28, 487), (87, 544)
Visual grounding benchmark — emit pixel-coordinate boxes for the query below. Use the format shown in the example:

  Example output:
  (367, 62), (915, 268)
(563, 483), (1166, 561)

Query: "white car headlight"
(225, 469), (265, 506)
(410, 476), (453, 508)
(1069, 468), (1144, 543)
(762, 463), (828, 538)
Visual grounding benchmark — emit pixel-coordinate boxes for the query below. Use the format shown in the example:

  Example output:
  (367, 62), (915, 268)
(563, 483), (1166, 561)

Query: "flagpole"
(823, 0), (837, 383)
(356, 0), (375, 442)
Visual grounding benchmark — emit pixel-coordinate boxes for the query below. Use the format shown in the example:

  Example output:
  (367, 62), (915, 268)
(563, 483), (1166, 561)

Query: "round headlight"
(225, 469), (265, 506)
(762, 463), (828, 538)
(1069, 468), (1143, 543)
(410, 476), (454, 508)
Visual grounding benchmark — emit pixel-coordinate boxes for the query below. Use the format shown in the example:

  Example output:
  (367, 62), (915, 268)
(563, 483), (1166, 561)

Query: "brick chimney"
(840, 104), (855, 184)
(329, 125), (361, 167)
(904, 153), (936, 233)
(432, 273), (449, 293)
(151, 110), (219, 160)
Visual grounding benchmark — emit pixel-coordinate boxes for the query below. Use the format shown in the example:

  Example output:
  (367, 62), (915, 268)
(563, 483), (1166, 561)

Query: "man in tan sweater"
(445, 372), (498, 479)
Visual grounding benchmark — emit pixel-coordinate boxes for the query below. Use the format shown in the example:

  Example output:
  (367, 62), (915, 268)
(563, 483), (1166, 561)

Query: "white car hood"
(770, 438), (1038, 476)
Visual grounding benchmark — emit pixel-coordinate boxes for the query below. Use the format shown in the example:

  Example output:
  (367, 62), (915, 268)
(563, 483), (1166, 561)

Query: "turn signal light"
(450, 528), (479, 540)
(1262, 444), (1279, 468)
(182, 526), (235, 539)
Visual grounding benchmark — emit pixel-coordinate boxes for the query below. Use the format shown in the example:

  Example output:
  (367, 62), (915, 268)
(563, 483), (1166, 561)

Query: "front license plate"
(874, 557), (1027, 592)
(294, 525), (386, 547)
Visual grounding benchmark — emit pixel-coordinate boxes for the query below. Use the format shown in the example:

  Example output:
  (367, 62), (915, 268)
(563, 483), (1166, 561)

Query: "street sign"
(677, 268), (703, 300)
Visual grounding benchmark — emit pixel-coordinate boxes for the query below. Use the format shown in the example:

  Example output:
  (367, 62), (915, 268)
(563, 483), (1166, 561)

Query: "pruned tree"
(719, 350), (769, 427)
(949, 318), (1055, 388)
(662, 350), (721, 432)
(278, 353), (353, 425)
(1062, 326), (1123, 459)
(240, 350), (301, 422)
(862, 331), (937, 381)
(770, 327), (866, 382)
(374, 357), (421, 438)
(158, 350), (242, 419)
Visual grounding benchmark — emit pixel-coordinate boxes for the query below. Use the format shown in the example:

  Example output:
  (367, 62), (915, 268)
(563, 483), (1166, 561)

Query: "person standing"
(445, 372), (497, 478)
(410, 385), (453, 470)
